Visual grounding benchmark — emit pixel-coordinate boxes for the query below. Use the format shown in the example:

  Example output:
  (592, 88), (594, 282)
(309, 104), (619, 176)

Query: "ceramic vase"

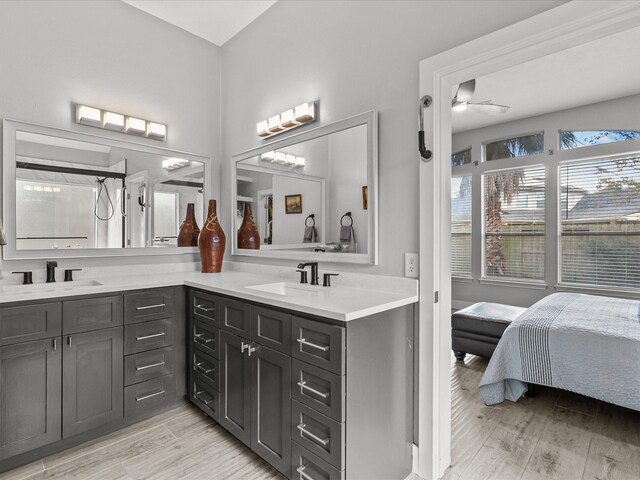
(199, 200), (225, 273)
(237, 203), (260, 249)
(177, 203), (200, 247)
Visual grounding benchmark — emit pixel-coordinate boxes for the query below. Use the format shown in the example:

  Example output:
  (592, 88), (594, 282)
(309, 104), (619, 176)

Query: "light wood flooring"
(440, 354), (640, 480)
(0, 405), (284, 480)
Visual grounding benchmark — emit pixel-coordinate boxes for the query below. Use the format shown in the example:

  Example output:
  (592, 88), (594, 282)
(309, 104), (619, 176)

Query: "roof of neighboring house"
(567, 189), (640, 220)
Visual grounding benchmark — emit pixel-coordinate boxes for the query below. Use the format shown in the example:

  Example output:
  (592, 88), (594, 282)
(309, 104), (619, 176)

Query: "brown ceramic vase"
(177, 203), (200, 247)
(238, 203), (260, 249)
(199, 200), (226, 273)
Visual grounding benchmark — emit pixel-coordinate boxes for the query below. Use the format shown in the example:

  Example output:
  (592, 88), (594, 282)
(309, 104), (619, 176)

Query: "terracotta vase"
(177, 203), (200, 247)
(199, 200), (226, 273)
(238, 203), (260, 249)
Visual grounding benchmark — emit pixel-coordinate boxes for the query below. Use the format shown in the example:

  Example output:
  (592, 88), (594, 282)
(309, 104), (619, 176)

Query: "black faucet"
(297, 262), (319, 286)
(46, 261), (58, 283)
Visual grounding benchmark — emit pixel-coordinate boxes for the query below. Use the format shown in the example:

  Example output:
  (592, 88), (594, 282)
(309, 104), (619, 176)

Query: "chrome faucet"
(297, 262), (319, 286)
(46, 261), (57, 283)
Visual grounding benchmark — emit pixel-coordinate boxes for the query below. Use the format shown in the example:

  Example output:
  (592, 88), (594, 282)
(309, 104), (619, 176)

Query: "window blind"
(483, 166), (545, 280)
(559, 157), (640, 288)
(451, 176), (472, 277)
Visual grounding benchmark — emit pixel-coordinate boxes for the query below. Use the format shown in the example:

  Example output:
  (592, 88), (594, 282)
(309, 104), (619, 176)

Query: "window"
(559, 156), (640, 288)
(559, 130), (640, 150)
(485, 133), (544, 161)
(483, 166), (545, 280)
(452, 148), (472, 167)
(154, 192), (178, 244)
(451, 176), (472, 277)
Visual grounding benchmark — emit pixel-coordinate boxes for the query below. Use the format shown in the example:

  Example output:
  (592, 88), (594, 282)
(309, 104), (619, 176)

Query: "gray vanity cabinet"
(218, 329), (252, 446)
(250, 342), (291, 476)
(0, 338), (61, 461)
(62, 326), (124, 437)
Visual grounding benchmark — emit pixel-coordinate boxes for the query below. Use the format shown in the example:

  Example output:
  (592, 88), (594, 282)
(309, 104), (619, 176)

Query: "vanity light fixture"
(103, 111), (125, 130)
(74, 104), (167, 141)
(76, 105), (102, 126)
(260, 150), (305, 169)
(125, 116), (146, 134)
(256, 101), (317, 139)
(162, 157), (190, 171)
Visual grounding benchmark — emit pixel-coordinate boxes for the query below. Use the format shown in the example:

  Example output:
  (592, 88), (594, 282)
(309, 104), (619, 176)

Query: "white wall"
(272, 175), (322, 245)
(221, 0), (565, 276)
(0, 0), (221, 274)
(327, 125), (368, 252)
(451, 93), (640, 307)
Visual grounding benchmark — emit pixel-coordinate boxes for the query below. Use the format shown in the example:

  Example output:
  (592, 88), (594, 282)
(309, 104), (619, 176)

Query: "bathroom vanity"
(0, 271), (417, 480)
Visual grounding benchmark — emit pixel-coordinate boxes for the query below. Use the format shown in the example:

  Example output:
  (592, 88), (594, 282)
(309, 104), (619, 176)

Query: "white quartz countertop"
(0, 271), (418, 322)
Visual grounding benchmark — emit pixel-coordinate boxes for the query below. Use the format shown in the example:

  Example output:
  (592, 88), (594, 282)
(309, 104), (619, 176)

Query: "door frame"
(417, 1), (640, 478)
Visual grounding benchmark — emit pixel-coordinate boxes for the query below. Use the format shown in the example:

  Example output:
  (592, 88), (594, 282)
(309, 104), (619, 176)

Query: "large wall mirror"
(232, 110), (377, 264)
(3, 119), (211, 259)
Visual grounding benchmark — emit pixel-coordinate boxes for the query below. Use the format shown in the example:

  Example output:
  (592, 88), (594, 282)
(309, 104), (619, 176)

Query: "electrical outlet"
(404, 253), (419, 278)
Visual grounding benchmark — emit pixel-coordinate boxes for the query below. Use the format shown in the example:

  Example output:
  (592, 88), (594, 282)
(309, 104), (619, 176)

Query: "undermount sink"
(1, 280), (103, 295)
(245, 282), (320, 297)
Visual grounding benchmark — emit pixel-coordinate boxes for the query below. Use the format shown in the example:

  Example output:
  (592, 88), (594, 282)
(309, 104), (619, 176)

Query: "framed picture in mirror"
(285, 194), (302, 214)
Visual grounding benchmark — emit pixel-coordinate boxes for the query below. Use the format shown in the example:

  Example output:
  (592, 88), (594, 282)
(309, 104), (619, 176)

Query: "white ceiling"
(122, 0), (277, 46)
(452, 26), (640, 133)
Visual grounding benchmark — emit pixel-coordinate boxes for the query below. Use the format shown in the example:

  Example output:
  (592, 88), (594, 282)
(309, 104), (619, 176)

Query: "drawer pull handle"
(297, 381), (330, 399)
(136, 390), (165, 402)
(297, 338), (330, 352)
(136, 332), (165, 341)
(195, 390), (215, 406)
(296, 466), (315, 480)
(195, 304), (215, 313)
(297, 423), (330, 447)
(136, 361), (165, 371)
(136, 303), (166, 311)
(194, 333), (214, 344)
(195, 362), (214, 374)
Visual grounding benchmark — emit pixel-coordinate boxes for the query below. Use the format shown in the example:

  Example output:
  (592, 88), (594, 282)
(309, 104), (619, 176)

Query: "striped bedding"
(479, 292), (640, 410)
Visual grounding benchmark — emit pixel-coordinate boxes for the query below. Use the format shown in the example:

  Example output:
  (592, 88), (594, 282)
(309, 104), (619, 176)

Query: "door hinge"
(434, 291), (439, 303)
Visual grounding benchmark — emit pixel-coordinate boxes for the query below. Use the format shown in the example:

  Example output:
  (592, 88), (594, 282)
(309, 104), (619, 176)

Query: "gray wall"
(220, 0), (565, 276)
(451, 93), (640, 307)
(0, 0), (221, 273)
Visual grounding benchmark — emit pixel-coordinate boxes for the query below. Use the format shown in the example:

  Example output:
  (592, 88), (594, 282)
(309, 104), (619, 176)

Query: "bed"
(479, 292), (640, 411)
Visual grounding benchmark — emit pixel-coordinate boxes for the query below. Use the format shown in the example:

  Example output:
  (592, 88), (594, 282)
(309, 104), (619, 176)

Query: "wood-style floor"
(0, 405), (283, 480)
(441, 354), (640, 480)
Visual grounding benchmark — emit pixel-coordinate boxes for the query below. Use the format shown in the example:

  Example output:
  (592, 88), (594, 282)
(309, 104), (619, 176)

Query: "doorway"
(416, 2), (640, 478)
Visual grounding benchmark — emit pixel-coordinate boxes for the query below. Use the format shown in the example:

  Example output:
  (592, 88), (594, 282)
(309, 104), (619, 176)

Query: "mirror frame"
(3, 118), (212, 259)
(231, 110), (378, 265)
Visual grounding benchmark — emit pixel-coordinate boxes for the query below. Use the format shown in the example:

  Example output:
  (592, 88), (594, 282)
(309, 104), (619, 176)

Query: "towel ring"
(305, 214), (315, 227)
(340, 212), (353, 227)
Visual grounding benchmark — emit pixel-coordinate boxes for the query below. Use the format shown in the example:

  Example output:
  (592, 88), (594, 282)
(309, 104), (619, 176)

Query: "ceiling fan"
(452, 79), (509, 115)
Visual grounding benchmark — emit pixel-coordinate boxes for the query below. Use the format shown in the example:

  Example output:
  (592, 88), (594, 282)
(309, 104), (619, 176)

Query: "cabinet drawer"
(124, 347), (174, 386)
(292, 442), (345, 480)
(192, 320), (219, 358)
(0, 303), (61, 346)
(192, 345), (219, 389)
(191, 372), (219, 421)
(292, 360), (344, 422)
(219, 297), (251, 338)
(250, 306), (291, 354)
(125, 319), (174, 355)
(124, 288), (175, 324)
(63, 296), (123, 334)
(291, 317), (344, 375)
(125, 374), (175, 417)
(292, 400), (344, 470)
(190, 290), (219, 327)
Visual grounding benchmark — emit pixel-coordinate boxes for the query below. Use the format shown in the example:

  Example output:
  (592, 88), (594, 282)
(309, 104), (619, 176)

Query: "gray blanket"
(479, 292), (640, 410)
